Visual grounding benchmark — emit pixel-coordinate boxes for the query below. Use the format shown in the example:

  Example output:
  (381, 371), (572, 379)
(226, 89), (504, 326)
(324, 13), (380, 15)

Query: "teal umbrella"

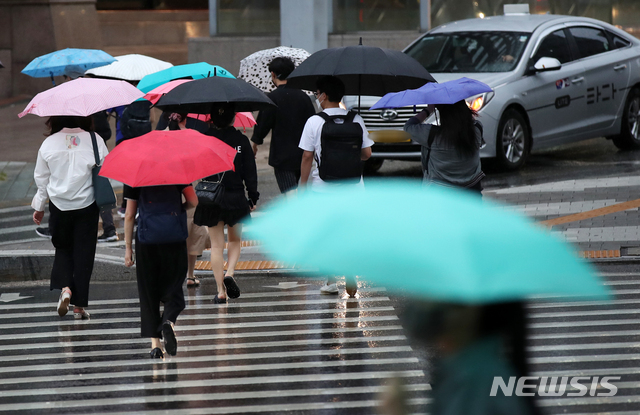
(136, 62), (234, 93)
(246, 180), (609, 303)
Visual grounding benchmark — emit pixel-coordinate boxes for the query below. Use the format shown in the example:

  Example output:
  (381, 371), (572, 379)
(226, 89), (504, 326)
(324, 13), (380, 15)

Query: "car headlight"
(466, 91), (494, 112)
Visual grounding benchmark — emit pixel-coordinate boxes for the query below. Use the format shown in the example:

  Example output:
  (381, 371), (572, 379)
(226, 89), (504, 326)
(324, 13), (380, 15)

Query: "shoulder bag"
(90, 132), (117, 210)
(195, 173), (226, 207)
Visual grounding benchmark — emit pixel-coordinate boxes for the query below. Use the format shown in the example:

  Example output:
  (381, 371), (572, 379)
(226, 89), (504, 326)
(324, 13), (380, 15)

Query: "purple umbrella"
(371, 77), (492, 109)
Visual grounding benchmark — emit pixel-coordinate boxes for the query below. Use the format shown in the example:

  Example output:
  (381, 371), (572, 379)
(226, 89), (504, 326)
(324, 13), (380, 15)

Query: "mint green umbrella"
(246, 180), (609, 303)
(136, 62), (234, 93)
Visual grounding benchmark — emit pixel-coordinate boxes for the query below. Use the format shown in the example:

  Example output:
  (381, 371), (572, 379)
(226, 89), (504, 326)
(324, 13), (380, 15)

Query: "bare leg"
(186, 254), (199, 286)
(151, 337), (162, 349)
(207, 223), (227, 299)
(225, 223), (243, 277)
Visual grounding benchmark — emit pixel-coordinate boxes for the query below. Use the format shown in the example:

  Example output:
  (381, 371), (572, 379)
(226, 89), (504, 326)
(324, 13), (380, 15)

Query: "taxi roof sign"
(504, 4), (530, 15)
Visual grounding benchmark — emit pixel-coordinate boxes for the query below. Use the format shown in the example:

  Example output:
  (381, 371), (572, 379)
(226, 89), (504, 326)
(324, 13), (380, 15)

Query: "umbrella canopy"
(136, 62), (234, 93)
(99, 129), (237, 187)
(189, 112), (256, 129)
(286, 44), (436, 96)
(85, 54), (173, 81)
(239, 46), (311, 92)
(144, 79), (193, 104)
(21, 48), (115, 78)
(246, 180), (609, 303)
(18, 77), (144, 118)
(154, 76), (276, 113)
(371, 77), (493, 109)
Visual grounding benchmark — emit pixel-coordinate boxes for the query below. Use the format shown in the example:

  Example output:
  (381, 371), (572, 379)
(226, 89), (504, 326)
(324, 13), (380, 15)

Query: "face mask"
(316, 96), (325, 107)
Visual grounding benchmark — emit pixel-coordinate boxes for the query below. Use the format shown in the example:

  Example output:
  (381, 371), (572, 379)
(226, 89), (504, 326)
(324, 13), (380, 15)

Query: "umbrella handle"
(50, 72), (56, 86)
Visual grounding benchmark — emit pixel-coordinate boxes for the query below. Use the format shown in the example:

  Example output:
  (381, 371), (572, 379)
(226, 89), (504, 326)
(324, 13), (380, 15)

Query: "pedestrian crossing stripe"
(195, 260), (292, 270)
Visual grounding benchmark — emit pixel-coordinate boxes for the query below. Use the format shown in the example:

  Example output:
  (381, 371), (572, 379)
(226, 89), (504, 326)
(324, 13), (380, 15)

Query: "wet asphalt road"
(3, 137), (640, 413)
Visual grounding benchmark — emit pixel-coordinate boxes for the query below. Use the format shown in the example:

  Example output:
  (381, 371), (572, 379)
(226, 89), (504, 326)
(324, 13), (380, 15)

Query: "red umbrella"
(99, 129), (236, 187)
(189, 112), (256, 130)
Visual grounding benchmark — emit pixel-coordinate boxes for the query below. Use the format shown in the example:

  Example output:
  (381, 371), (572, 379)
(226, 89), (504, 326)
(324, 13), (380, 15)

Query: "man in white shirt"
(298, 76), (374, 295)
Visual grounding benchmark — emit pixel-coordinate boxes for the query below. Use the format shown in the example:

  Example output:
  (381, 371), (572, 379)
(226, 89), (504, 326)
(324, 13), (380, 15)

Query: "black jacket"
(204, 126), (259, 205)
(251, 84), (316, 171)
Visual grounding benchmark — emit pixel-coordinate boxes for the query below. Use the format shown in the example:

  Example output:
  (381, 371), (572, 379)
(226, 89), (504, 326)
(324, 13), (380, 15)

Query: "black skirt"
(193, 189), (250, 227)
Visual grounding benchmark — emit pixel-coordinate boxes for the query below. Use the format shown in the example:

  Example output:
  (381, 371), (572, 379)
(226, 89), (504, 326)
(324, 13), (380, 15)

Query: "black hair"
(435, 100), (479, 157)
(209, 103), (236, 129)
(45, 116), (94, 136)
(167, 112), (188, 131)
(268, 57), (295, 81)
(316, 76), (345, 103)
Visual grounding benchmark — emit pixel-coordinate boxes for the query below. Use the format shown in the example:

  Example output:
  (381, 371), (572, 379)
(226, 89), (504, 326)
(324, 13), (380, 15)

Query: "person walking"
(298, 76), (374, 295)
(251, 57), (316, 193)
(403, 101), (485, 195)
(123, 182), (198, 358)
(194, 103), (259, 303)
(32, 115), (108, 319)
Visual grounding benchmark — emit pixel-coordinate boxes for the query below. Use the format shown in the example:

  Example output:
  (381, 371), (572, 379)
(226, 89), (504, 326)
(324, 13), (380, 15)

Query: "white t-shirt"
(298, 108), (374, 190)
(32, 128), (109, 212)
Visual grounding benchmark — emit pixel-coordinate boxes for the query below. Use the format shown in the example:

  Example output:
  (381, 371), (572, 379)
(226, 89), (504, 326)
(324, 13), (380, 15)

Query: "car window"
(569, 27), (610, 58)
(609, 32), (631, 49)
(532, 29), (572, 64)
(405, 31), (530, 73)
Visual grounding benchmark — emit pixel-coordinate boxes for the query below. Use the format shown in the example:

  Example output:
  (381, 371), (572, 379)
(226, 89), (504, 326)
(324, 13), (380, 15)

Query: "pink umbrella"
(189, 112), (256, 130)
(144, 79), (192, 104)
(19, 78), (143, 118)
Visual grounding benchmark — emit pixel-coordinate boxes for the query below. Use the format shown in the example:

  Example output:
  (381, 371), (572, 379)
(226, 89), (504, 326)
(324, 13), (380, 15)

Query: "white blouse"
(31, 128), (109, 212)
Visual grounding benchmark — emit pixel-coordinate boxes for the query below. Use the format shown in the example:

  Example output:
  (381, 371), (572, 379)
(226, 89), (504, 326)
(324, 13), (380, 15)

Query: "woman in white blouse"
(32, 116), (108, 319)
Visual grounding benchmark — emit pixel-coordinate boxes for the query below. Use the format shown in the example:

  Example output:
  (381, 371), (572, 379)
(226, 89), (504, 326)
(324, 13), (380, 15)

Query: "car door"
(518, 27), (588, 145)
(567, 25), (631, 133)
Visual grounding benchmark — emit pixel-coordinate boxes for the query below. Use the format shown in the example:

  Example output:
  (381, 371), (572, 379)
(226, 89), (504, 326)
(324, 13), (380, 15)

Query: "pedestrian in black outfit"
(251, 57), (316, 193)
(194, 103), (259, 303)
(124, 184), (198, 358)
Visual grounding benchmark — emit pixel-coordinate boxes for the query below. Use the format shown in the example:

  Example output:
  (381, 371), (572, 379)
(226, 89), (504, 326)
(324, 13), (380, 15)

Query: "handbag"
(195, 173), (226, 207)
(90, 132), (117, 210)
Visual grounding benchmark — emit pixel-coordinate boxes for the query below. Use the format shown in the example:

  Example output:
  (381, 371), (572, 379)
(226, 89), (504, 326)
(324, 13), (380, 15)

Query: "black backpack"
(120, 100), (152, 140)
(136, 186), (188, 244)
(317, 111), (363, 183)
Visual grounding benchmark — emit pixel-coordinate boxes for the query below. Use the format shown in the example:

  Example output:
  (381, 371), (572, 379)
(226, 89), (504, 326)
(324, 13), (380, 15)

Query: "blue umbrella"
(21, 48), (115, 84)
(371, 77), (492, 109)
(136, 63), (235, 93)
(246, 180), (609, 303)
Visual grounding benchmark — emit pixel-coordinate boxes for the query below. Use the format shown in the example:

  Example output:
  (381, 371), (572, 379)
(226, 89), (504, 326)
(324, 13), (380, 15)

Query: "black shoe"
(213, 294), (227, 304)
(223, 276), (240, 299)
(149, 347), (164, 359)
(35, 227), (52, 238)
(97, 230), (118, 242)
(162, 321), (177, 356)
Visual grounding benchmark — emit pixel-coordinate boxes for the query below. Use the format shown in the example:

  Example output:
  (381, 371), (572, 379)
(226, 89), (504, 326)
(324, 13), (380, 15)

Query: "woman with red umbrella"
(193, 103), (259, 304)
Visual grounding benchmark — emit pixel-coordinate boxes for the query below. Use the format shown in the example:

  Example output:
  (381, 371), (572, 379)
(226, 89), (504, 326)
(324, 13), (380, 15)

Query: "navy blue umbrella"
(371, 77), (492, 109)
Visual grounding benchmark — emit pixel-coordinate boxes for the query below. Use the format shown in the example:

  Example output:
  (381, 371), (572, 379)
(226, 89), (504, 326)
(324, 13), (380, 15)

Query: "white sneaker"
(320, 283), (339, 295)
(57, 289), (71, 317)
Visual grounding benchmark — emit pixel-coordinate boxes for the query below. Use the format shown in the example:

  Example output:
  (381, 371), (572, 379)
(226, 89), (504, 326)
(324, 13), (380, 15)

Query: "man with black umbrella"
(251, 57), (316, 194)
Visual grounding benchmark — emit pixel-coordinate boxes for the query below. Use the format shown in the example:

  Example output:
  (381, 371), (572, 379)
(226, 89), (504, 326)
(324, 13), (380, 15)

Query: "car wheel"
(612, 88), (640, 150)
(363, 158), (384, 174)
(496, 109), (530, 170)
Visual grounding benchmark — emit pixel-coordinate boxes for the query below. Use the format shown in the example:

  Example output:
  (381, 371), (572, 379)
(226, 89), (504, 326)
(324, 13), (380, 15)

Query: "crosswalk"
(0, 284), (429, 414)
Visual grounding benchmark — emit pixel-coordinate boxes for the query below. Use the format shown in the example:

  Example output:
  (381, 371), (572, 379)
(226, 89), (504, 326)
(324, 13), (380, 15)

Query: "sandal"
(213, 294), (227, 304)
(186, 277), (200, 287)
(223, 276), (240, 299)
(57, 288), (72, 317)
(74, 307), (90, 320)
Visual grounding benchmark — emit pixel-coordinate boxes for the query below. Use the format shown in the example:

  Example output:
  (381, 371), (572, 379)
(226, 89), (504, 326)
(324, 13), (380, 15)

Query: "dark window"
(532, 29), (572, 64)
(569, 27), (610, 58)
(609, 32), (631, 50)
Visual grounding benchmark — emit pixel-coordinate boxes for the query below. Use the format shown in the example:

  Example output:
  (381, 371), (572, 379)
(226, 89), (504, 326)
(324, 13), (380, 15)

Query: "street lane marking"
(0, 385), (431, 412)
(0, 325), (405, 352)
(0, 315), (400, 341)
(0, 335), (409, 363)
(0, 363), (422, 393)
(540, 198), (640, 227)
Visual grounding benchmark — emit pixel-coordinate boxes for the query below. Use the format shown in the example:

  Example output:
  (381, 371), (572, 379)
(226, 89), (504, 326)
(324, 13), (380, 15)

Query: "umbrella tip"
(359, 37), (363, 46)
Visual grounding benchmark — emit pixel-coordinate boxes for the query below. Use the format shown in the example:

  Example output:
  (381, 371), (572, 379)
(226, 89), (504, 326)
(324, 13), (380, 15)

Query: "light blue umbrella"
(136, 62), (235, 93)
(246, 180), (609, 303)
(21, 48), (115, 83)
(371, 77), (492, 109)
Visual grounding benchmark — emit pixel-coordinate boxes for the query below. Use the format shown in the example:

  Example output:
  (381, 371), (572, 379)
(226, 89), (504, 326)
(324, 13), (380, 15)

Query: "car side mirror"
(533, 57), (562, 72)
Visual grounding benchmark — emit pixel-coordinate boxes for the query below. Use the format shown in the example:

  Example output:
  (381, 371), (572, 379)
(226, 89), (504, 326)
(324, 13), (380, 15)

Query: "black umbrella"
(286, 43), (436, 97)
(154, 76), (276, 114)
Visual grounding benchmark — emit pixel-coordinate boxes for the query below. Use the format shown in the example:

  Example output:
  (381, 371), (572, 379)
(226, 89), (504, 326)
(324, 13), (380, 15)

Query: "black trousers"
(49, 201), (100, 308)
(273, 168), (301, 193)
(135, 239), (187, 338)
